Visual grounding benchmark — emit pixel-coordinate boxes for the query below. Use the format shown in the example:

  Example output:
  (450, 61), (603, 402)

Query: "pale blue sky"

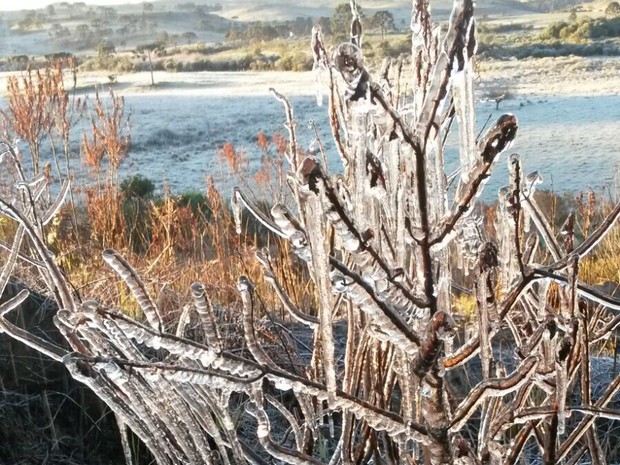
(0, 1), (146, 12)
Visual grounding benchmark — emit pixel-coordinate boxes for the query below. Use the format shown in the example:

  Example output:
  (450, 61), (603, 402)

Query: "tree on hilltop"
(331, 3), (364, 40)
(135, 42), (163, 86)
(370, 10), (395, 38)
(606, 1), (620, 17)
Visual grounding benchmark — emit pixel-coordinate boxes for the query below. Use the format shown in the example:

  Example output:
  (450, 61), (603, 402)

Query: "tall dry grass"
(0, 67), (314, 323)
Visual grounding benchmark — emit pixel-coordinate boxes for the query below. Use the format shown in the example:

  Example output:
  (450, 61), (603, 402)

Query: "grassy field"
(2, 0), (620, 74)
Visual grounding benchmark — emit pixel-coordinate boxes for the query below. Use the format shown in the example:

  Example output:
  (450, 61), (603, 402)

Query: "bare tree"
(134, 42), (162, 86)
(1, 1), (619, 465)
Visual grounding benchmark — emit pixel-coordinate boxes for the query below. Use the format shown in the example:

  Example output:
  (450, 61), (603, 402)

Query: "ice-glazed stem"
(450, 355), (539, 432)
(533, 267), (620, 311)
(433, 114), (519, 247)
(0, 225), (24, 298)
(238, 275), (278, 369)
(0, 291), (66, 362)
(191, 282), (222, 351)
(557, 375), (620, 461)
(0, 197), (75, 310)
(232, 187), (287, 238)
(269, 88), (299, 171)
(444, 274), (538, 369)
(256, 249), (319, 328)
(102, 248), (163, 333)
(522, 194), (563, 261)
(547, 200), (620, 272)
(475, 241), (500, 379)
(247, 390), (323, 465)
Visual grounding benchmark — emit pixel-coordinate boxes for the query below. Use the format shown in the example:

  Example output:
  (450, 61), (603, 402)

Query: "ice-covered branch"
(190, 282), (222, 351)
(0, 290), (67, 361)
(533, 267), (620, 311)
(256, 249), (319, 328)
(247, 390), (322, 465)
(547, 200), (620, 272)
(432, 114), (519, 247)
(238, 275), (278, 369)
(450, 355), (539, 432)
(102, 248), (163, 333)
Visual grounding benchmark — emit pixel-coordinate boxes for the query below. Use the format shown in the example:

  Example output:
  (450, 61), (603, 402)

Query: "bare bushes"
(1, 2), (620, 465)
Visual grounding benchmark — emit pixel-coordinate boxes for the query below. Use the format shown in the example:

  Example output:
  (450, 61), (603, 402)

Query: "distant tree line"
(541, 15), (620, 41)
(224, 4), (395, 43)
(175, 2), (222, 13)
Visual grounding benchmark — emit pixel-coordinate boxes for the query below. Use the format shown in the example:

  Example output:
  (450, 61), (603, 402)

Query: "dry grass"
(0, 62), (314, 328)
(2, 60), (616, 331)
(579, 203), (620, 286)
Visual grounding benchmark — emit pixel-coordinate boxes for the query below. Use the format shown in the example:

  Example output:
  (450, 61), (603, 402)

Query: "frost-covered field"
(0, 61), (618, 200)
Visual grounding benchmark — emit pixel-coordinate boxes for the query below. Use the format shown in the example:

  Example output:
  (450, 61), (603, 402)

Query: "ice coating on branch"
(311, 25), (328, 106)
(555, 336), (573, 434)
(231, 188), (243, 234)
(333, 42), (369, 101)
(238, 275), (277, 369)
(2, 1), (619, 462)
(479, 114), (518, 163)
(270, 203), (312, 262)
(450, 355), (539, 432)
(102, 248), (163, 333)
(476, 241), (500, 379)
(452, 52), (476, 186)
(41, 180), (70, 225)
(190, 282), (221, 352)
(523, 191), (563, 261)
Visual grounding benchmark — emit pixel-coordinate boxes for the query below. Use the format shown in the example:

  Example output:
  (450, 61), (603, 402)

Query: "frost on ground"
(0, 57), (618, 198)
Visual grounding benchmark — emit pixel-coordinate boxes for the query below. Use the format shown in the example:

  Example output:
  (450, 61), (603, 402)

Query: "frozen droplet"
(309, 137), (320, 155)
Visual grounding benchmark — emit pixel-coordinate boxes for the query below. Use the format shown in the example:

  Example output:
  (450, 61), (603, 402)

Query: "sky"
(0, 0), (145, 12)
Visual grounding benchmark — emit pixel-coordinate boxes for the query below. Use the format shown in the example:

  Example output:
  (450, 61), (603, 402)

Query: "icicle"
(537, 278), (551, 321)
(311, 25), (327, 107)
(309, 137), (320, 155)
(231, 188), (243, 234)
(475, 242), (500, 379)
(452, 47), (476, 187)
(555, 336), (573, 434)
(175, 305), (192, 338)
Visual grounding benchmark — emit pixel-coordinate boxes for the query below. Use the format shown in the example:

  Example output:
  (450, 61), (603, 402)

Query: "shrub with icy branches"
(1, 1), (620, 464)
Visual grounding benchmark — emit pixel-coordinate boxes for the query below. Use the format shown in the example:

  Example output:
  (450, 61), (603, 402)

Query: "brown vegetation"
(0, 1), (619, 465)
